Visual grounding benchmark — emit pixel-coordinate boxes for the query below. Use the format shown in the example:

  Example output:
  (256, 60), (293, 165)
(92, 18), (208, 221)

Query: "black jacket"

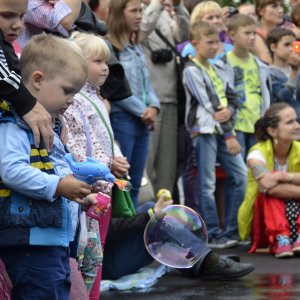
(0, 30), (36, 116)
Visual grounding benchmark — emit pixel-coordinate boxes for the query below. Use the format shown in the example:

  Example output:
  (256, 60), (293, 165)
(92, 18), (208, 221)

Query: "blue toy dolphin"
(65, 153), (115, 184)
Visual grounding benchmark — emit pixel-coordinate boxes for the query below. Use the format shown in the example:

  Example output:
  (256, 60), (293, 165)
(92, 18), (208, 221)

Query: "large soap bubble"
(144, 205), (208, 269)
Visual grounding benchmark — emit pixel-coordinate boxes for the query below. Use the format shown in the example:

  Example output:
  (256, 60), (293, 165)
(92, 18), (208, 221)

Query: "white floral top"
(64, 82), (123, 195)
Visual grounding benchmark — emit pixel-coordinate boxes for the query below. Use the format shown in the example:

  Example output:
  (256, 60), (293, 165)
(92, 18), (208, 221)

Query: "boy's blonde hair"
(190, 1), (222, 25)
(20, 34), (88, 82)
(190, 20), (219, 41)
(227, 14), (257, 33)
(71, 32), (111, 61)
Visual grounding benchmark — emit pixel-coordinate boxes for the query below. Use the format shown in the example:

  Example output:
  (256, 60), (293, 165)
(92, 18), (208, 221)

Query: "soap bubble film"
(144, 205), (208, 268)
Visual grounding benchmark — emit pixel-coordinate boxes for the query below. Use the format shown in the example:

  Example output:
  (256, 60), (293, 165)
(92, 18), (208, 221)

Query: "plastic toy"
(65, 153), (115, 184)
(65, 153), (132, 191)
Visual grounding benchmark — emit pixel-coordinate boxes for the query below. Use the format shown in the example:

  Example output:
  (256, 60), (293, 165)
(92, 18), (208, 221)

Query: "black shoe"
(221, 254), (240, 263)
(199, 256), (255, 281)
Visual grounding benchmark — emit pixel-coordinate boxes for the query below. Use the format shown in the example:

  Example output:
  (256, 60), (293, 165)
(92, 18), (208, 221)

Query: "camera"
(151, 49), (173, 64)
(293, 41), (300, 54)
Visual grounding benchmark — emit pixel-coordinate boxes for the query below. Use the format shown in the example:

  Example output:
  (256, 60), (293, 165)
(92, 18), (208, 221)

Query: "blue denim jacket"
(110, 44), (160, 117)
(270, 66), (300, 102)
(0, 114), (77, 247)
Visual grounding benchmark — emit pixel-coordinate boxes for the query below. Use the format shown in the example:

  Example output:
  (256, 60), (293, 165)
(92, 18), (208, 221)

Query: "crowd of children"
(2, 0), (300, 299)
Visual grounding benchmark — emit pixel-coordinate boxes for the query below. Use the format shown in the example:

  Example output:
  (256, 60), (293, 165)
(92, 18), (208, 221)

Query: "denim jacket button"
(19, 207), (24, 212)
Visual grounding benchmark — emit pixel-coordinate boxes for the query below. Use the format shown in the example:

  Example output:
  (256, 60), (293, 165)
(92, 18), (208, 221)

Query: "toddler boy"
(0, 34), (95, 300)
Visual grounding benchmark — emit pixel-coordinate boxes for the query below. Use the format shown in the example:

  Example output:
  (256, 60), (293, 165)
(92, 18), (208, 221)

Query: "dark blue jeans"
(102, 202), (154, 280)
(193, 134), (247, 239)
(236, 131), (257, 160)
(110, 111), (150, 208)
(0, 246), (70, 300)
(102, 202), (210, 279)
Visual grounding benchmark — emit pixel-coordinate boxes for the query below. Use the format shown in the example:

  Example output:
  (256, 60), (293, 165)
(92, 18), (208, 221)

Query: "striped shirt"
(0, 48), (20, 90)
(0, 30), (36, 116)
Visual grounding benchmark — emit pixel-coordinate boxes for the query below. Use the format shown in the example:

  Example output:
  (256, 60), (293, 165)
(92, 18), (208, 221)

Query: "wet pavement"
(101, 245), (300, 299)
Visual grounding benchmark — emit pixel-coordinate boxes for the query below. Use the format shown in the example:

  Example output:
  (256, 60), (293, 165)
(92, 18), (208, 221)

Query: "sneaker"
(199, 256), (255, 281)
(227, 233), (251, 246)
(292, 234), (300, 254)
(275, 235), (293, 258)
(208, 236), (238, 249)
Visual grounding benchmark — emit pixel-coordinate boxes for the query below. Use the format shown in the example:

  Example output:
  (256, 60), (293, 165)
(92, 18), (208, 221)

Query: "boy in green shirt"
(220, 14), (272, 159)
(183, 21), (247, 248)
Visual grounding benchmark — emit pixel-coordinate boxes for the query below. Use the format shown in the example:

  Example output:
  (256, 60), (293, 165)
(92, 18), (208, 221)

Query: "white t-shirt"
(247, 150), (287, 172)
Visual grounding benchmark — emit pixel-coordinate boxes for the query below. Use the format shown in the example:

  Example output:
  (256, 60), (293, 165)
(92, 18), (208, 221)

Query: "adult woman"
(238, 103), (300, 258)
(253, 0), (284, 64)
(107, 0), (160, 207)
(141, 0), (189, 195)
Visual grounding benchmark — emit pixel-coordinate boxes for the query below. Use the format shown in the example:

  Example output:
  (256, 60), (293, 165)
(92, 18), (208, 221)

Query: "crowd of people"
(1, 0), (300, 299)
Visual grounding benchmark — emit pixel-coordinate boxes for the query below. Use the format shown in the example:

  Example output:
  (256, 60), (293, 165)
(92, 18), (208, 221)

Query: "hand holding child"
(57, 114), (68, 145)
(23, 102), (54, 151)
(56, 174), (92, 203)
(225, 137), (241, 155)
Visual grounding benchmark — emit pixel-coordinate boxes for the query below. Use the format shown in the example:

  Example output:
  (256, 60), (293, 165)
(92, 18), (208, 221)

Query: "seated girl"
(238, 103), (300, 258)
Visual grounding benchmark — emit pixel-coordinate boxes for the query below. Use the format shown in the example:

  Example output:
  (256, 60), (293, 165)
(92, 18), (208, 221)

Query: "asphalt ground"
(101, 245), (300, 300)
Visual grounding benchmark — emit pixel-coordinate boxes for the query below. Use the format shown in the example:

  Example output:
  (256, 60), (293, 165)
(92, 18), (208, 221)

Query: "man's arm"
(24, 0), (81, 35)
(0, 33), (53, 150)
(0, 35), (35, 115)
(56, 0), (82, 30)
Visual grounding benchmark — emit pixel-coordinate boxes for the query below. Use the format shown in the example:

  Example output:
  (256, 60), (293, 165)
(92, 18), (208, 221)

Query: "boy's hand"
(80, 193), (98, 212)
(214, 106), (232, 123)
(111, 157), (130, 178)
(225, 137), (241, 155)
(56, 174), (92, 202)
(23, 102), (54, 151)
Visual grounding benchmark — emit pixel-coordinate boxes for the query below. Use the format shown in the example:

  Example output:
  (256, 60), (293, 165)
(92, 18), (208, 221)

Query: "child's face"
(0, 0), (27, 43)
(87, 57), (109, 88)
(35, 70), (86, 117)
(271, 35), (295, 61)
(123, 0), (142, 34)
(230, 25), (257, 51)
(201, 11), (223, 33)
(193, 34), (219, 60)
